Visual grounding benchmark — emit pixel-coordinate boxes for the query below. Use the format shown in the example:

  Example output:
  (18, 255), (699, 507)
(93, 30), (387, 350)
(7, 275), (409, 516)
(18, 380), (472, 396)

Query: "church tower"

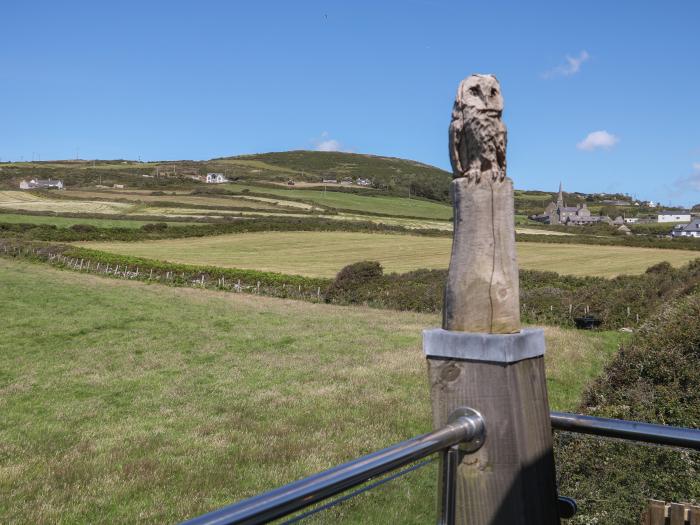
(556, 182), (565, 208)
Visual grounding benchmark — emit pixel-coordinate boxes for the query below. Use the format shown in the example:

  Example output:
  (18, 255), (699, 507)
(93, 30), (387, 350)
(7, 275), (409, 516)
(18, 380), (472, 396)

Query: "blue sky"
(2, 1), (699, 205)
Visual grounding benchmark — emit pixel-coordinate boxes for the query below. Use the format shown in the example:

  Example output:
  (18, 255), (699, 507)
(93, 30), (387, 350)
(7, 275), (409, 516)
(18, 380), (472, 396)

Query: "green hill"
(0, 151), (453, 203)
(215, 151), (452, 202)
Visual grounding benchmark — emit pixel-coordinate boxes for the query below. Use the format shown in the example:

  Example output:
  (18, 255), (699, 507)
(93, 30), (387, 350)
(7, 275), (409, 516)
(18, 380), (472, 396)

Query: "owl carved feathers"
(449, 74), (507, 183)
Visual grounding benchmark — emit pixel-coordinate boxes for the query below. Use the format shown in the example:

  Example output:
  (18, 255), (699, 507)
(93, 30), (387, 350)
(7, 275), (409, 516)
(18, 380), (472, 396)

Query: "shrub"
(556, 293), (700, 524)
(325, 261), (384, 302)
(69, 224), (97, 233)
(140, 222), (169, 232)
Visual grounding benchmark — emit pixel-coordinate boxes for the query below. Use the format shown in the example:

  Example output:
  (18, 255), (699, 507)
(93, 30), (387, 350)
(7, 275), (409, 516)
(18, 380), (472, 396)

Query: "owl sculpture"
(449, 74), (507, 183)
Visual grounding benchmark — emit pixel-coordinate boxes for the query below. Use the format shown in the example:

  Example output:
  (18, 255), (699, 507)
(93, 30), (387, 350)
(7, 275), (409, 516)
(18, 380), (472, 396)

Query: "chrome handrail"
(550, 411), (700, 450)
(181, 411), (700, 525)
(181, 409), (484, 525)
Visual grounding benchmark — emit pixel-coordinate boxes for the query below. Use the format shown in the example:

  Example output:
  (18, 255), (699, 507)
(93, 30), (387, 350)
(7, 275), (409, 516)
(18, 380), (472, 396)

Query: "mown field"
(63, 190), (289, 210)
(225, 184), (453, 219)
(0, 213), (165, 229)
(0, 259), (623, 524)
(81, 232), (700, 278)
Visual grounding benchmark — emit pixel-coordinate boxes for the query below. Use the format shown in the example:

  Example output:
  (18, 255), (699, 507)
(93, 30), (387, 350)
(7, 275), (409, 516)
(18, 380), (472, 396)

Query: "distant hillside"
(0, 151), (453, 203)
(215, 151), (452, 202)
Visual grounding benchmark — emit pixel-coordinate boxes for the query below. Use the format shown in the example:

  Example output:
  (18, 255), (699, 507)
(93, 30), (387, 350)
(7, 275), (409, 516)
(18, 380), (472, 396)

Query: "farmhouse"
(657, 211), (691, 223)
(671, 219), (700, 238)
(205, 173), (228, 184)
(19, 178), (64, 190)
(531, 183), (611, 225)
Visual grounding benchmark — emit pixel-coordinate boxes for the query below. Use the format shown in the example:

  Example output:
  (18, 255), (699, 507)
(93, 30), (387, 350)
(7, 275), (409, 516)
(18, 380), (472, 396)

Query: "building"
(657, 211), (691, 223)
(617, 224), (632, 235)
(671, 219), (700, 238)
(624, 217), (640, 224)
(205, 173), (228, 184)
(19, 178), (64, 190)
(356, 178), (371, 186)
(531, 183), (610, 225)
(322, 178), (337, 184)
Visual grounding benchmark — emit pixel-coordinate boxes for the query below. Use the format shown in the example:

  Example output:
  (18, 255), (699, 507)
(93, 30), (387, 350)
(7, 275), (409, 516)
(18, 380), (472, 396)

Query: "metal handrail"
(181, 409), (484, 525)
(550, 411), (700, 451)
(181, 411), (700, 525)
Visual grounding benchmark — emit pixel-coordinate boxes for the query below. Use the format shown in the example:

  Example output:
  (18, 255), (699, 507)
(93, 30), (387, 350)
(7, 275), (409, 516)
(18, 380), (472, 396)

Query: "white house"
(671, 219), (700, 238)
(19, 178), (64, 190)
(657, 211), (691, 223)
(205, 173), (228, 184)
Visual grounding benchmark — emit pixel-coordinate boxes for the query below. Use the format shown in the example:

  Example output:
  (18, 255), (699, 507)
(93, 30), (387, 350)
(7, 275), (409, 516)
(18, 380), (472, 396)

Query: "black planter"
(574, 315), (602, 330)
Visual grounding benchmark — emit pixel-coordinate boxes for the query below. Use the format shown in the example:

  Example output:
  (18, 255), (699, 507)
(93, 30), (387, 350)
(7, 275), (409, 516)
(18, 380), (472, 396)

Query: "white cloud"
(316, 139), (342, 152)
(543, 50), (590, 78)
(312, 131), (344, 152)
(577, 130), (619, 151)
(674, 173), (700, 192)
(671, 163), (700, 195)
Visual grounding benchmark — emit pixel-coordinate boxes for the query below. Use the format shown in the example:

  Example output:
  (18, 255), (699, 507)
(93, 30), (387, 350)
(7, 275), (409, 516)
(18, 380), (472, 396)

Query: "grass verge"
(0, 259), (623, 524)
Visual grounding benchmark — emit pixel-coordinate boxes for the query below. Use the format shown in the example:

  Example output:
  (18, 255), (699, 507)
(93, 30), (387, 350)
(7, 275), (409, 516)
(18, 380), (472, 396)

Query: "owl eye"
(469, 87), (480, 96)
(491, 89), (498, 96)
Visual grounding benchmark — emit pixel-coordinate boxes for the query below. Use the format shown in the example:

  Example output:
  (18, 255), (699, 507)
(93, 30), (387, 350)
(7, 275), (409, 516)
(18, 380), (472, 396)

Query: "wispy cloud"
(313, 131), (344, 152)
(673, 163), (700, 193)
(577, 130), (619, 151)
(543, 50), (590, 78)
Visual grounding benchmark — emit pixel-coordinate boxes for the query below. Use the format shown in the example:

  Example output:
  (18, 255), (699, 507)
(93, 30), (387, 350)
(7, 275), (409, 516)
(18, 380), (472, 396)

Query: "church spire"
(556, 182), (564, 207)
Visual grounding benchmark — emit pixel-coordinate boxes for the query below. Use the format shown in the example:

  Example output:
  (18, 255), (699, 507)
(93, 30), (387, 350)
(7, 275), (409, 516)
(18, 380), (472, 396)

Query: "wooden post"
(424, 74), (559, 524)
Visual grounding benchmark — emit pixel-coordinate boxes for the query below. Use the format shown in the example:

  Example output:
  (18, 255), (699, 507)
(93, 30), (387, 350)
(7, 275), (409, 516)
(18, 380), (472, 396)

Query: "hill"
(217, 151), (452, 201)
(0, 151), (453, 203)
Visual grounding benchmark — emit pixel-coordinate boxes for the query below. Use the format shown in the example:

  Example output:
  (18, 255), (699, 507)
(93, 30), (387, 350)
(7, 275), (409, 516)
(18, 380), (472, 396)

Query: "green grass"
(81, 232), (700, 278)
(0, 259), (623, 524)
(228, 184), (453, 219)
(0, 213), (168, 229)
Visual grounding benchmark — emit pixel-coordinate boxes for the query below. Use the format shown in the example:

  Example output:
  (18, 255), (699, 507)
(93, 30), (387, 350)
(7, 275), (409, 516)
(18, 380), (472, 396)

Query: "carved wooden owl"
(449, 74), (507, 183)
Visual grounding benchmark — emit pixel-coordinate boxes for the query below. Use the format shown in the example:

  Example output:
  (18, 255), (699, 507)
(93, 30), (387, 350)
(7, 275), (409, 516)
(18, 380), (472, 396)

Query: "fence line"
(642, 500), (700, 525)
(0, 241), (325, 303)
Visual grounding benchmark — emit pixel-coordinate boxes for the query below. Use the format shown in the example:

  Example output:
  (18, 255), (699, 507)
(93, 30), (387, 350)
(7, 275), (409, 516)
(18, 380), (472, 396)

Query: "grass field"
(227, 184), (453, 220)
(0, 259), (623, 524)
(63, 190), (285, 210)
(0, 191), (133, 215)
(81, 232), (700, 278)
(0, 213), (173, 229)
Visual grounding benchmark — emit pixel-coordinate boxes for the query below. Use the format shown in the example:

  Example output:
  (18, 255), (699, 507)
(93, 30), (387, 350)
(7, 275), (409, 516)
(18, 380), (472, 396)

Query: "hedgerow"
(324, 259), (700, 329)
(0, 217), (451, 242)
(555, 293), (700, 523)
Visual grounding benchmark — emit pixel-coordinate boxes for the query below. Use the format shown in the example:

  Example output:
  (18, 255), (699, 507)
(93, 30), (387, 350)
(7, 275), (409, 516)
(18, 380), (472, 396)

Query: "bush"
(325, 261), (384, 302)
(69, 224), (97, 233)
(140, 222), (169, 232)
(556, 293), (700, 524)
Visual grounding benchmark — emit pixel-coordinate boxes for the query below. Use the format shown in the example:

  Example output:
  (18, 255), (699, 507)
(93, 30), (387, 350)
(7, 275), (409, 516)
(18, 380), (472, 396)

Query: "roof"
(658, 210), (690, 215)
(678, 219), (700, 232)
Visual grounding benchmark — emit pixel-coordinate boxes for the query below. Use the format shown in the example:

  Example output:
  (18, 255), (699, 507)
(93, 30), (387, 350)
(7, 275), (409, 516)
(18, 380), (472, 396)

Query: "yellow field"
(64, 190), (283, 210)
(0, 191), (133, 214)
(80, 231), (700, 278)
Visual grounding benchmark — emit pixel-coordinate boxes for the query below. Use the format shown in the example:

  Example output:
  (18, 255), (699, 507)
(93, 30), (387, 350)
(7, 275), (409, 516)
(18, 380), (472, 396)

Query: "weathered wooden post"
(424, 74), (560, 524)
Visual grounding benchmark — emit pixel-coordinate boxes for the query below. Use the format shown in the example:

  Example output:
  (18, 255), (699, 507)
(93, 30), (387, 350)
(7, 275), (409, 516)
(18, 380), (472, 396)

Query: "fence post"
(424, 74), (559, 524)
